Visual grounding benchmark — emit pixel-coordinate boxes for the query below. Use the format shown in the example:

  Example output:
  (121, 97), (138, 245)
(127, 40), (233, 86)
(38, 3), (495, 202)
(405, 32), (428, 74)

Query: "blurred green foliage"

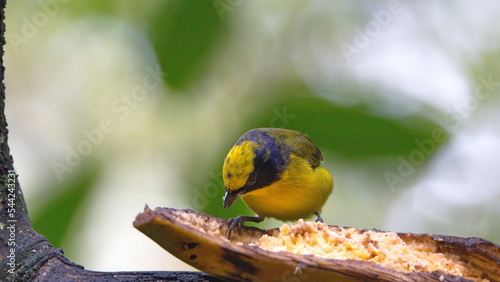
(9, 1), (498, 266)
(31, 165), (100, 247)
(254, 96), (447, 158)
(148, 0), (226, 89)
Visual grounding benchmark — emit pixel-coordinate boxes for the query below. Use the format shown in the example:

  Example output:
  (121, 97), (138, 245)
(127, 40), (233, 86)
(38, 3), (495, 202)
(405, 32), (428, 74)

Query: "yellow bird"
(222, 128), (333, 236)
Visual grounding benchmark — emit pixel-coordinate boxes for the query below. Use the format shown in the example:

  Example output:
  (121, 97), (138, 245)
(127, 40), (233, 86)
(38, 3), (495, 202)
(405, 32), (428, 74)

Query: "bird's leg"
(227, 215), (264, 239)
(315, 211), (324, 223)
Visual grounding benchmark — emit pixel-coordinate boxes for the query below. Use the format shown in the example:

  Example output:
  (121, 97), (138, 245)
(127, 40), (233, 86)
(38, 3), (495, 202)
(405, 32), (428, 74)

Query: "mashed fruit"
(257, 220), (486, 281)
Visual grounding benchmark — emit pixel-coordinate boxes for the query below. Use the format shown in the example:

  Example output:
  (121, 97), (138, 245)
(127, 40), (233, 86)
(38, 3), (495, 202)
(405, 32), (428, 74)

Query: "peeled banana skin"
(134, 207), (500, 282)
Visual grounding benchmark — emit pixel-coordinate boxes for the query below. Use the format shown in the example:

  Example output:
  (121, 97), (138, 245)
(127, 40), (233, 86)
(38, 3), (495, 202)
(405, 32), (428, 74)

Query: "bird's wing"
(288, 133), (324, 169)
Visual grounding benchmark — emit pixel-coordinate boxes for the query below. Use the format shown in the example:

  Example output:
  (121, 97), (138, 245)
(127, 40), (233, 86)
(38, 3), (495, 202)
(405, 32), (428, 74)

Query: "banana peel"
(133, 207), (500, 281)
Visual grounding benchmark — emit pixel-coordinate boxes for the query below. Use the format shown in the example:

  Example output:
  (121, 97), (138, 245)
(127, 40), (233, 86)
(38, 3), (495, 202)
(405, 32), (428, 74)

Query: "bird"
(222, 128), (333, 237)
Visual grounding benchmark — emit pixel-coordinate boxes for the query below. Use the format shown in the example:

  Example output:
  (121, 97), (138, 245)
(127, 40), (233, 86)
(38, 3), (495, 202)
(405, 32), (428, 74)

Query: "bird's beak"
(223, 189), (241, 209)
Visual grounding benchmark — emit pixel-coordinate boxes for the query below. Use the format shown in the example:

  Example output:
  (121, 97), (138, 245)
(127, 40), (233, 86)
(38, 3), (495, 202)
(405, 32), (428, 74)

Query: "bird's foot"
(227, 215), (263, 239)
(315, 211), (324, 223)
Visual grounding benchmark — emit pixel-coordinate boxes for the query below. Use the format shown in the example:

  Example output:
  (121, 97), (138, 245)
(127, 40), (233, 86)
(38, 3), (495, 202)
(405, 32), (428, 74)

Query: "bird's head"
(222, 129), (288, 209)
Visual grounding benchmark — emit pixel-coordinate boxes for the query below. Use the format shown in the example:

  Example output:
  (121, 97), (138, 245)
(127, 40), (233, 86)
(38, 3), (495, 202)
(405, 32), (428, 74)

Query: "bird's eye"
(246, 175), (257, 187)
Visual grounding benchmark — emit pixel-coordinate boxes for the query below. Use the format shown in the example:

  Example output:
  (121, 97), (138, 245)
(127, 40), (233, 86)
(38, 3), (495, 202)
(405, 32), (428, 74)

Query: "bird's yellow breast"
(241, 154), (333, 221)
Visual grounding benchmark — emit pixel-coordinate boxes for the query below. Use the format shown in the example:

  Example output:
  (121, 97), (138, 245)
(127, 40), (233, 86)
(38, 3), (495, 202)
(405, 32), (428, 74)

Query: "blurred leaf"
(253, 96), (449, 159)
(31, 165), (100, 247)
(65, 1), (118, 17)
(148, 0), (226, 89)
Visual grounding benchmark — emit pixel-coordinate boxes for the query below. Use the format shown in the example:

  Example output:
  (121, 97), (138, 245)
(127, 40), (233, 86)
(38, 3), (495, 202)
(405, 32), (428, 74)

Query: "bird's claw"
(227, 215), (263, 239)
(315, 211), (324, 223)
(227, 216), (243, 239)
